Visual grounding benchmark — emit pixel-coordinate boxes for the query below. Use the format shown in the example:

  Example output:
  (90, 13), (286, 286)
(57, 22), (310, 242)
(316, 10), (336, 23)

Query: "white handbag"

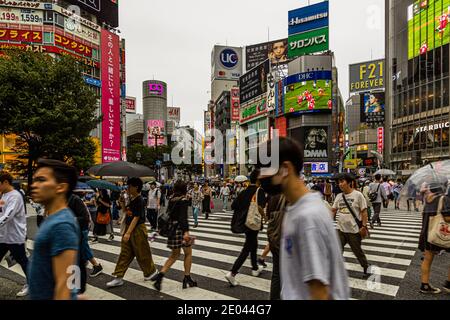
(428, 196), (450, 249)
(245, 188), (262, 231)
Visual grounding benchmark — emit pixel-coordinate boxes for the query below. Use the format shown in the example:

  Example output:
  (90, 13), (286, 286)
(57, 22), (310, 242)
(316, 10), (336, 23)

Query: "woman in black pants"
(201, 182), (212, 219)
(152, 181), (197, 291)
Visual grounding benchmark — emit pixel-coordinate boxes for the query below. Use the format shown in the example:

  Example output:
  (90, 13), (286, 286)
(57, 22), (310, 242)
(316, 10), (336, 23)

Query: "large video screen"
(284, 71), (332, 115)
(408, 0), (450, 59)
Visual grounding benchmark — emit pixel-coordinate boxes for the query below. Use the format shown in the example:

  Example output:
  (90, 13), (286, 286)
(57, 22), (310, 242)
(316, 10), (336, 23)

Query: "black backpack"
(369, 184), (381, 202)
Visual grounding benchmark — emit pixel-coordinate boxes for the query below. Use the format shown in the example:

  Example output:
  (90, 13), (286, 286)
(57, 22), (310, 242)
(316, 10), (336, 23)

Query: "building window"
(92, 48), (99, 61)
(43, 11), (54, 23)
(55, 13), (64, 27)
(43, 32), (53, 44)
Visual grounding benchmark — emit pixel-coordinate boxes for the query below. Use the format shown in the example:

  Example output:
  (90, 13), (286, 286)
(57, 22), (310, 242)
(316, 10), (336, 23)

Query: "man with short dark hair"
(0, 171), (29, 297)
(107, 177), (157, 288)
(28, 159), (80, 300)
(369, 174), (386, 227)
(258, 138), (349, 300)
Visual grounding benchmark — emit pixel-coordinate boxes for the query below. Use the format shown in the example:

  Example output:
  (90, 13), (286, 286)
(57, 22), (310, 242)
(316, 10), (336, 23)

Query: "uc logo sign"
(220, 49), (238, 69)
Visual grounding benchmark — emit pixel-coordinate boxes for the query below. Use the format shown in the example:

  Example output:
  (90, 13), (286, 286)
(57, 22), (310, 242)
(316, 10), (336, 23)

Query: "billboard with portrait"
(284, 71), (332, 115)
(65, 0), (119, 27)
(239, 60), (269, 104)
(245, 39), (290, 70)
(303, 127), (329, 159)
(408, 0), (450, 59)
(360, 92), (385, 124)
(147, 120), (165, 147)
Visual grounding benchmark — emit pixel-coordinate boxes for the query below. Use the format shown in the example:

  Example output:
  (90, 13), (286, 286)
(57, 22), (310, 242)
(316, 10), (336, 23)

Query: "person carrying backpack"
(226, 169), (266, 287)
(368, 174), (387, 227)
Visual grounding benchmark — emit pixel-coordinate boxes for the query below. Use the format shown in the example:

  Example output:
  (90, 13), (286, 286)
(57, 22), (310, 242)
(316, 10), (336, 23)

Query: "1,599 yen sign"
(0, 7), (43, 25)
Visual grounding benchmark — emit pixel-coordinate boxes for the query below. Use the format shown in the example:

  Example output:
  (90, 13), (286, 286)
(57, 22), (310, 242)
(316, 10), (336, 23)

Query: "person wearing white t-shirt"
(332, 173), (371, 277)
(220, 183), (231, 211)
(146, 183), (161, 231)
(0, 171), (29, 297)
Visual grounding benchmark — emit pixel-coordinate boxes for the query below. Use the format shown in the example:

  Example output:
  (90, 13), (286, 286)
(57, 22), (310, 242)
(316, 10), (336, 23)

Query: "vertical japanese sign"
(377, 127), (384, 154)
(231, 87), (240, 121)
(101, 29), (121, 163)
(267, 72), (276, 111)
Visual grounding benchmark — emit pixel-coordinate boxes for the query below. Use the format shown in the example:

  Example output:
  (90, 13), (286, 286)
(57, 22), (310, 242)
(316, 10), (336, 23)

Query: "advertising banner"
(303, 127), (329, 159)
(0, 42), (100, 68)
(64, 17), (100, 45)
(144, 80), (167, 98)
(245, 39), (290, 70)
(0, 28), (42, 43)
(408, 0), (450, 59)
(284, 71), (332, 115)
(377, 127), (384, 154)
(147, 120), (165, 147)
(55, 32), (93, 57)
(167, 107), (181, 122)
(267, 71), (276, 112)
(304, 162), (329, 173)
(360, 92), (385, 124)
(275, 116), (287, 137)
(239, 60), (269, 104)
(288, 1), (329, 59)
(240, 97), (267, 124)
(231, 87), (240, 121)
(0, 6), (43, 25)
(288, 27), (329, 59)
(349, 59), (385, 93)
(65, 0), (119, 28)
(125, 96), (136, 114)
(275, 79), (284, 116)
(101, 29), (121, 163)
(211, 45), (243, 81)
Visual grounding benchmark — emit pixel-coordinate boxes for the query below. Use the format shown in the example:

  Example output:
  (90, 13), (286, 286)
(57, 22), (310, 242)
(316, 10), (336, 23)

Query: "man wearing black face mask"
(225, 169), (267, 287)
(258, 137), (350, 300)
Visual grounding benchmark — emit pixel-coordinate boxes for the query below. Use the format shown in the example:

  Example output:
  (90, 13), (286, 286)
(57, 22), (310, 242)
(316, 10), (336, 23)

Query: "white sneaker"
(225, 272), (238, 287)
(144, 270), (159, 281)
(106, 278), (124, 288)
(16, 284), (29, 297)
(251, 266), (263, 277)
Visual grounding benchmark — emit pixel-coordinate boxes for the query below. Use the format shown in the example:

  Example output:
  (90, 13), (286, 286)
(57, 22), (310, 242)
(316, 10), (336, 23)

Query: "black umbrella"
(87, 161), (155, 178)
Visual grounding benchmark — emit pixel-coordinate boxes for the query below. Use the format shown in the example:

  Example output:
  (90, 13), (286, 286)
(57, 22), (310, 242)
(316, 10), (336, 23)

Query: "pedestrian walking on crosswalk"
(106, 178), (157, 288)
(28, 159), (80, 300)
(332, 173), (371, 277)
(190, 183), (203, 228)
(201, 182), (212, 220)
(226, 170), (266, 287)
(259, 137), (350, 300)
(151, 181), (197, 291)
(0, 171), (29, 297)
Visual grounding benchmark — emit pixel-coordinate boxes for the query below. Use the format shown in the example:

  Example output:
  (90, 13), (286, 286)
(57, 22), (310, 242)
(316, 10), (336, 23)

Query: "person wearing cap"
(258, 137), (350, 300)
(332, 173), (371, 277)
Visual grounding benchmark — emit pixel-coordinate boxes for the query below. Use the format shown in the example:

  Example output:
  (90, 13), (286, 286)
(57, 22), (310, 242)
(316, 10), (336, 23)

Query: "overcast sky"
(119, 0), (384, 133)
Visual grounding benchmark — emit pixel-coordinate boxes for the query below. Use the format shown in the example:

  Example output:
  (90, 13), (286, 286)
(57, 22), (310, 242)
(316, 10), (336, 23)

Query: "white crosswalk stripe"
(0, 208), (422, 300)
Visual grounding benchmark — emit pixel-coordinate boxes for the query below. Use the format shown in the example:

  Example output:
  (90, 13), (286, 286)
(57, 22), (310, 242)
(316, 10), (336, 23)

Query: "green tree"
(0, 50), (101, 187)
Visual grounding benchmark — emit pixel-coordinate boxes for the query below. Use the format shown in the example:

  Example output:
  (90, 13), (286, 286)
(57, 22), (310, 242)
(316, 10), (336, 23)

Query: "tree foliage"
(0, 50), (101, 182)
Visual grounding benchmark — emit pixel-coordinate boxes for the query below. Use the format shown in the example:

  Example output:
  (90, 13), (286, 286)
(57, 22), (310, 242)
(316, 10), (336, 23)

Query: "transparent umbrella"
(400, 160), (450, 204)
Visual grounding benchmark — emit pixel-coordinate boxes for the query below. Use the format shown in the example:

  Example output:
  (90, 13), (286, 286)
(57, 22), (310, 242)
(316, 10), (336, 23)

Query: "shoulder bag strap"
(342, 194), (362, 228)
(437, 196), (445, 216)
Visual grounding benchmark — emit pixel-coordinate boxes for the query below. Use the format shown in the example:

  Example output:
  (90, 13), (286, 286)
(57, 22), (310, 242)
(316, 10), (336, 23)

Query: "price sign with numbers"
(0, 7), (43, 25)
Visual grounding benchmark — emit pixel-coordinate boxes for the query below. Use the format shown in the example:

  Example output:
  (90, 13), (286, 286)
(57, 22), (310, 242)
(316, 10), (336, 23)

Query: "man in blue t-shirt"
(28, 159), (80, 300)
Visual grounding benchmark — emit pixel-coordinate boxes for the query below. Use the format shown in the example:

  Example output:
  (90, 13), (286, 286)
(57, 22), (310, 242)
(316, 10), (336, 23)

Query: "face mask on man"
(260, 177), (283, 196)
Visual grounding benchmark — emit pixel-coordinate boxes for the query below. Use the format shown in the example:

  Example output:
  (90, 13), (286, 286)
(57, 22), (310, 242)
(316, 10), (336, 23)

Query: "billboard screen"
(349, 59), (385, 93)
(147, 120), (165, 147)
(65, 0), (119, 28)
(211, 45), (243, 81)
(284, 71), (332, 115)
(408, 0), (450, 59)
(239, 60), (269, 104)
(288, 1), (329, 59)
(101, 29), (121, 163)
(304, 127), (329, 159)
(245, 39), (290, 70)
(360, 92), (385, 124)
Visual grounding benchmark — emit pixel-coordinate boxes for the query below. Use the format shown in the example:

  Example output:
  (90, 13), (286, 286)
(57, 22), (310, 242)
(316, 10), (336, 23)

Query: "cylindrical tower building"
(143, 80), (168, 147)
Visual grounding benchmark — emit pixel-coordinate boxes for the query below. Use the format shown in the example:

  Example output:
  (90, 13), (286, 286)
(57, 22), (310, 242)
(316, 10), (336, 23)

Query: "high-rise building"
(0, 0), (124, 170)
(142, 80), (167, 147)
(386, 0), (450, 174)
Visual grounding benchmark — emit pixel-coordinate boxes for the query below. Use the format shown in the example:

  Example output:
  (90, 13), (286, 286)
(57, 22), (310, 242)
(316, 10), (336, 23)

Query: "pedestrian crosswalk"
(0, 209), (423, 300)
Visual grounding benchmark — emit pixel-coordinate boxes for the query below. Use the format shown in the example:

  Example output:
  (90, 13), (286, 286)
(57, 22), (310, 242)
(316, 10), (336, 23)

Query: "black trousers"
(338, 230), (369, 269)
(147, 209), (158, 229)
(231, 230), (259, 274)
(371, 203), (382, 225)
(270, 249), (280, 300)
(0, 243), (29, 278)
